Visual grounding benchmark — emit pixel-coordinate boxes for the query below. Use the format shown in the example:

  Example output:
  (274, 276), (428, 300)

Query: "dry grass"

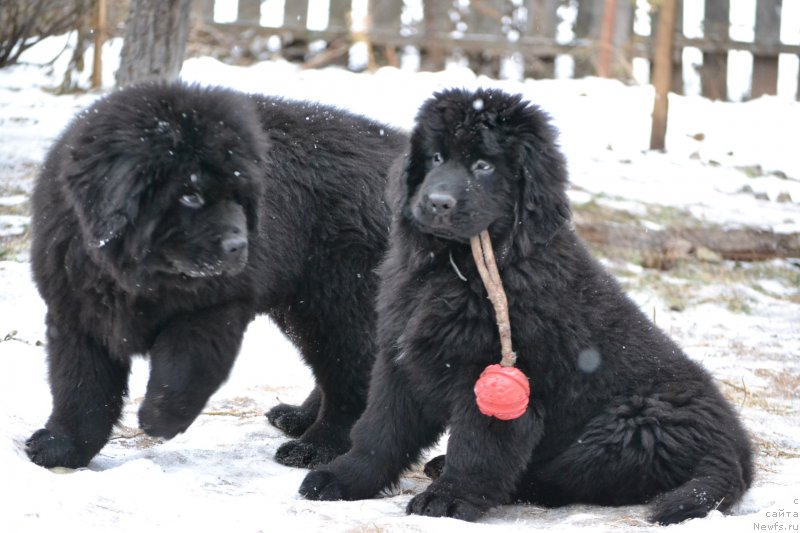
(0, 230), (30, 261)
(752, 434), (800, 461)
(0, 184), (31, 261)
(344, 525), (387, 533)
(604, 249), (799, 312)
(753, 368), (800, 400)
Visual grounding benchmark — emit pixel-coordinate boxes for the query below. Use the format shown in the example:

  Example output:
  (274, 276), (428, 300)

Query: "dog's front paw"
(138, 395), (194, 439)
(407, 486), (486, 522)
(299, 469), (349, 500)
(274, 439), (343, 468)
(266, 403), (316, 438)
(26, 428), (89, 469)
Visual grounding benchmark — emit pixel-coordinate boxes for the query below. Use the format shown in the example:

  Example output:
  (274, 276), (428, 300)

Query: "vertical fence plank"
(701, 0), (729, 100)
(650, 0), (678, 151)
(612, 0), (632, 78)
(466, 0), (506, 77)
(595, 0), (632, 79)
(524, 0), (559, 79)
(671, 0), (684, 94)
(370, 0), (403, 32)
(329, 0), (351, 32)
(91, 0), (107, 88)
(752, 0), (782, 98)
(192, 0), (215, 23)
(368, 0), (403, 67)
(421, 0), (449, 71)
(238, 0), (261, 23)
(304, 0), (352, 70)
(574, 0), (603, 77)
(596, 0), (617, 78)
(284, 0), (308, 28)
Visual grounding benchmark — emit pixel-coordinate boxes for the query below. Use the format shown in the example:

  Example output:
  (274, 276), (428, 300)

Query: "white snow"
(1, 36), (799, 533)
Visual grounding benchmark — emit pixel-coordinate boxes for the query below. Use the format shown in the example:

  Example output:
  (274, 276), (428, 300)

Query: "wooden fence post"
(421, 0), (449, 71)
(751, 0), (782, 99)
(284, 0), (308, 28)
(612, 0), (633, 77)
(596, 0), (617, 78)
(91, 0), (106, 88)
(192, 0), (215, 22)
(298, 0), (352, 70)
(328, 0), (351, 32)
(650, 0), (678, 151)
(466, 0), (505, 77)
(524, 0), (559, 79)
(368, 0), (403, 68)
(574, 0), (603, 77)
(238, 0), (260, 24)
(701, 0), (729, 100)
(647, 0), (682, 91)
(671, 0), (684, 94)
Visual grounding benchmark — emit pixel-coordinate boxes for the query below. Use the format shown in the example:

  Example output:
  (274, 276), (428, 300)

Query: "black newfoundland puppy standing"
(26, 83), (406, 470)
(300, 88), (753, 524)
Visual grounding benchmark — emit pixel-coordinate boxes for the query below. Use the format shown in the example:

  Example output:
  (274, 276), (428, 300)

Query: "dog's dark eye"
(471, 159), (494, 175)
(432, 152), (444, 166)
(179, 193), (205, 209)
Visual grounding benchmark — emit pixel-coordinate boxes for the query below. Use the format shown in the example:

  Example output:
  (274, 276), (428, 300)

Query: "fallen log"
(573, 216), (800, 269)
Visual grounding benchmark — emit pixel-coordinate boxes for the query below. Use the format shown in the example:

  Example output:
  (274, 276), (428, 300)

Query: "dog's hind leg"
(648, 447), (751, 524)
(272, 270), (379, 468)
(266, 385), (321, 438)
(515, 391), (752, 523)
(273, 342), (372, 468)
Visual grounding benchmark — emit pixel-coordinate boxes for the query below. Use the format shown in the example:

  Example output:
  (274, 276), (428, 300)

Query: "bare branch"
(470, 231), (516, 367)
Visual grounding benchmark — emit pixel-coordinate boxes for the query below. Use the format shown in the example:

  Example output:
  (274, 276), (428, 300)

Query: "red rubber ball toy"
(474, 364), (530, 420)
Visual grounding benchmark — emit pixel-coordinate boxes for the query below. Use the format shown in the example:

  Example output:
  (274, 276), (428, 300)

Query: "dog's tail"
(648, 446), (753, 525)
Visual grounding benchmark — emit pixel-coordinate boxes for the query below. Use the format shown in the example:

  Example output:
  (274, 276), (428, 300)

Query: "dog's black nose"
(427, 192), (457, 213)
(222, 236), (247, 256)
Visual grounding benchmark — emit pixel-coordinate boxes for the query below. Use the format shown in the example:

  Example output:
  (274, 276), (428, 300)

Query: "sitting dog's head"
(397, 88), (570, 249)
(57, 83), (268, 289)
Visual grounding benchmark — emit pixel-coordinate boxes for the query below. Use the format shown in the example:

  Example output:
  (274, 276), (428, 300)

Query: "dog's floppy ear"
(242, 194), (260, 233)
(515, 116), (571, 245)
(61, 147), (147, 249)
(385, 151), (413, 222)
(231, 136), (270, 235)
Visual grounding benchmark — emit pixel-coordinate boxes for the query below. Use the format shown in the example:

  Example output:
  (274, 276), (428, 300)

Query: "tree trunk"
(115, 0), (192, 87)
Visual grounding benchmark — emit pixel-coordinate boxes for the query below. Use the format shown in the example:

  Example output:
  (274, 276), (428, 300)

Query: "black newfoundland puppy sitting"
(25, 83), (406, 470)
(300, 88), (753, 524)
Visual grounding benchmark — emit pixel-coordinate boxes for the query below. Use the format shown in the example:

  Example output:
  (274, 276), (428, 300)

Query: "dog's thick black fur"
(26, 82), (406, 470)
(300, 88), (753, 524)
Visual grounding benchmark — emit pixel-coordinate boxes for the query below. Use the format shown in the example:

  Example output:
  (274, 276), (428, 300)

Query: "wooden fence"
(192, 0), (800, 102)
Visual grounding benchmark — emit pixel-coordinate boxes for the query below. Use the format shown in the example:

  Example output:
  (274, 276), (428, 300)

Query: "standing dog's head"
(52, 83), (269, 289)
(395, 88), (570, 252)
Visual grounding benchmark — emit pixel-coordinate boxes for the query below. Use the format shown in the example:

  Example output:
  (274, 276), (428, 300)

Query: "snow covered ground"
(1, 37), (799, 532)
